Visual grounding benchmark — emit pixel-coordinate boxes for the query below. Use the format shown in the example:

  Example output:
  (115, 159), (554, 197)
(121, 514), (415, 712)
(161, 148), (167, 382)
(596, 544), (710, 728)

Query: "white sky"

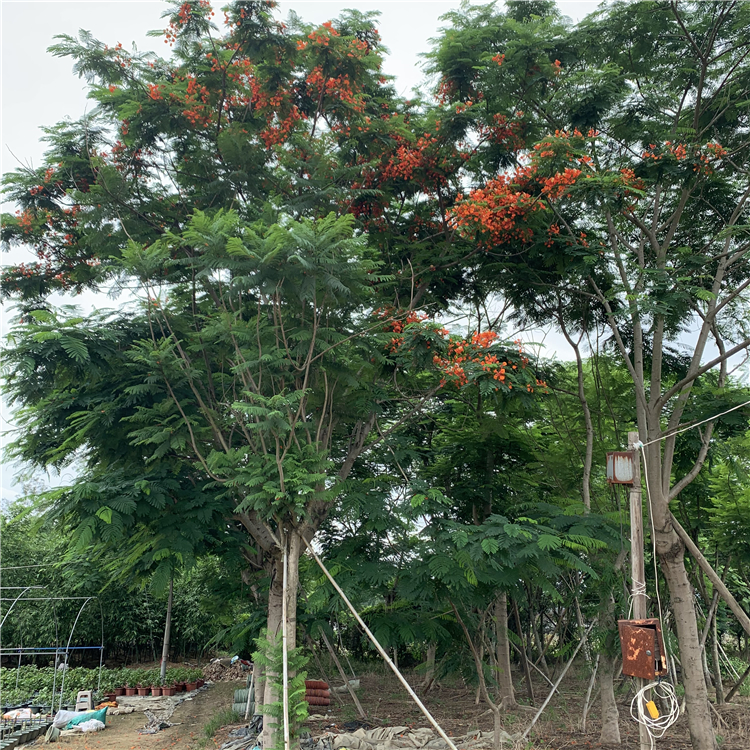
(0, 0), (601, 502)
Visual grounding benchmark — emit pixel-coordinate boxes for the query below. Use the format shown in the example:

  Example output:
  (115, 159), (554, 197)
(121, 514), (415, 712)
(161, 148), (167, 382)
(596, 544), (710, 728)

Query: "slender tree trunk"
(599, 653), (621, 745)
(495, 592), (517, 709)
(512, 600), (535, 704)
(422, 643), (437, 693)
(160, 577), (174, 684)
(598, 588), (621, 746)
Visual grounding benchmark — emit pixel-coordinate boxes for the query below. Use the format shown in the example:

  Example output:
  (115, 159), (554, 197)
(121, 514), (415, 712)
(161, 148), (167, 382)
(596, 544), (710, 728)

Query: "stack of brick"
(304, 680), (330, 707)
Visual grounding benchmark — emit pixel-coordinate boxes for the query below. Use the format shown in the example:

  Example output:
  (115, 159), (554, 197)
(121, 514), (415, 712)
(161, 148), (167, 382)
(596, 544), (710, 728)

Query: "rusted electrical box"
(618, 618), (669, 679)
(606, 451), (635, 484)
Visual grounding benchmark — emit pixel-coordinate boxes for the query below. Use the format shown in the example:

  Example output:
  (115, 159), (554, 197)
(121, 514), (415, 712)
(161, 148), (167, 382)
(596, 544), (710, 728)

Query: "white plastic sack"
(53, 709), (80, 729)
(78, 719), (106, 733)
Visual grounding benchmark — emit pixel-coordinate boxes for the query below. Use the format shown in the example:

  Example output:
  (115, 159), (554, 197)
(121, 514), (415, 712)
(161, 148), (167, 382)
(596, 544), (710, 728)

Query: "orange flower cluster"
(539, 168), (581, 199)
(451, 176), (541, 248)
(476, 113), (524, 150)
(431, 331), (532, 390)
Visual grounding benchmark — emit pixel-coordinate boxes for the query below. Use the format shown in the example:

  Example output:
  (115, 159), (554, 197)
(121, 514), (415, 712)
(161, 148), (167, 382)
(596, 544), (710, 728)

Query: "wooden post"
(628, 431), (649, 750)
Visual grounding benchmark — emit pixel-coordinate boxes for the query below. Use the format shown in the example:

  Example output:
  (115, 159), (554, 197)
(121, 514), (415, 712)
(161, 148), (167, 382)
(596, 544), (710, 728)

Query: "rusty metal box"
(618, 618), (669, 679)
(607, 451), (635, 484)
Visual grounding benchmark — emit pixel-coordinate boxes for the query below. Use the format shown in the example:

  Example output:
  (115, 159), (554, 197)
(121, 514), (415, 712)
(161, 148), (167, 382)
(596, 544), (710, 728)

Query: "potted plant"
(173, 668), (187, 692)
(162, 684), (176, 697)
(124, 671), (137, 697)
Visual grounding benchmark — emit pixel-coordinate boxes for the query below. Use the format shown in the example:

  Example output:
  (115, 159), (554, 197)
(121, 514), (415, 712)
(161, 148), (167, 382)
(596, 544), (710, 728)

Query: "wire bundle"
(630, 680), (680, 750)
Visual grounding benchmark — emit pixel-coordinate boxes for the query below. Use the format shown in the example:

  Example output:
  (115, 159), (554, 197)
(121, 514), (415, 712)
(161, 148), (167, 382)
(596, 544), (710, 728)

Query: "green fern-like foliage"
(253, 629), (309, 750)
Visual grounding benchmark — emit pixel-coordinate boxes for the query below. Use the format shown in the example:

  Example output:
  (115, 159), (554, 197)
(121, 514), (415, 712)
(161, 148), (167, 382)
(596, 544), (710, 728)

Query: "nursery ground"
(47, 668), (750, 750)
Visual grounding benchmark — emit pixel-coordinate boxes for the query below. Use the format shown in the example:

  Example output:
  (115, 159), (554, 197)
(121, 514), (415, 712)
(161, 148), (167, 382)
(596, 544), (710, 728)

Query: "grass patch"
(202, 708), (242, 742)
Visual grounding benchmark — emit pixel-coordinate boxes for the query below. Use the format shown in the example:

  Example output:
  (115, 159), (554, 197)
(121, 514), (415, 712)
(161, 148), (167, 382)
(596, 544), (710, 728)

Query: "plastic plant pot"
(186, 682), (198, 692)
(136, 687), (149, 696)
(162, 687), (176, 697)
(124, 688), (137, 697)
(151, 687), (162, 697)
(114, 687), (125, 697)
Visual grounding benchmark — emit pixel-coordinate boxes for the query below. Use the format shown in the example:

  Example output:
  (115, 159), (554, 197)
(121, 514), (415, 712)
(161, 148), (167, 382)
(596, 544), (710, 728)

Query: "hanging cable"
(630, 680), (680, 750)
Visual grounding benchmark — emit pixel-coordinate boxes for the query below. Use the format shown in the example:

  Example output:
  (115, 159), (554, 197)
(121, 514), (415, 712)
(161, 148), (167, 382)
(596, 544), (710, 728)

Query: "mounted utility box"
(607, 451), (635, 484)
(618, 618), (669, 679)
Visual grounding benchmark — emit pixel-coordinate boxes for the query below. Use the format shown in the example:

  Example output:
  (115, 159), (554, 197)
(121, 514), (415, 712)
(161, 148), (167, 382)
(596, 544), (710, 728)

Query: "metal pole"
(629, 431), (649, 750)
(281, 539), (290, 750)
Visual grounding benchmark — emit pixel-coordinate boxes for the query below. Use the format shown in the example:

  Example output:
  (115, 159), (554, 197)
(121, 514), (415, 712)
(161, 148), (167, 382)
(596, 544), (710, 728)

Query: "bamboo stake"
(724, 662), (750, 703)
(319, 629), (367, 718)
(581, 653), (600, 733)
(671, 515), (750, 638)
(302, 536), (458, 750)
(519, 621), (595, 743)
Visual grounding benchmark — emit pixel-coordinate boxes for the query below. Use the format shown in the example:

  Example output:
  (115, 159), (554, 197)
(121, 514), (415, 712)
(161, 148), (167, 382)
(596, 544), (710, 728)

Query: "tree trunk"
(422, 643), (437, 693)
(657, 530), (717, 750)
(599, 653), (621, 745)
(512, 600), (535, 704)
(494, 592), (517, 709)
(160, 577), (174, 684)
(261, 534), (301, 748)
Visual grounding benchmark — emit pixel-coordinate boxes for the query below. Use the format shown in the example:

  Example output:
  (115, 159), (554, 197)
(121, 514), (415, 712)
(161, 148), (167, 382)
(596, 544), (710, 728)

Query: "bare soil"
(39, 667), (750, 750)
(51, 681), (239, 750)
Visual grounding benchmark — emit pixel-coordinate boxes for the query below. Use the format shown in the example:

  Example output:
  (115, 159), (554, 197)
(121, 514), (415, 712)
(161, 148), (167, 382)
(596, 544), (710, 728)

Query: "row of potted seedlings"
(101, 668), (205, 700)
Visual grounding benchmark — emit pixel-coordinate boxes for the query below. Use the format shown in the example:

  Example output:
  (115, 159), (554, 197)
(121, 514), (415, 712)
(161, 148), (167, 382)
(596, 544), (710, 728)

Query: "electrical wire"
(630, 680), (680, 750)
(631, 442), (681, 747)
(640, 399), (750, 447)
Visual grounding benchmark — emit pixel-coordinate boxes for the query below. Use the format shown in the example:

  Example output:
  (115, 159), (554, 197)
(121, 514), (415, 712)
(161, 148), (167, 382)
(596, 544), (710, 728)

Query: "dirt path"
(54, 682), (241, 750)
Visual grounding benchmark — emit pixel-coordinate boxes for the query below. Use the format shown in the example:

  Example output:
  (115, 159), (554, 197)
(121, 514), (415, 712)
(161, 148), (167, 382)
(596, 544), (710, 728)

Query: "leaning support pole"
(671, 515), (750, 639)
(301, 536), (459, 750)
(319, 629), (367, 719)
(519, 621), (596, 743)
(725, 662), (750, 703)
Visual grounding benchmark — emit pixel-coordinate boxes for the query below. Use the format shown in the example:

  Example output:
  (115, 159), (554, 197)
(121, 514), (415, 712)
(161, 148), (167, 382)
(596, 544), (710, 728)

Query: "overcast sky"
(0, 0), (600, 503)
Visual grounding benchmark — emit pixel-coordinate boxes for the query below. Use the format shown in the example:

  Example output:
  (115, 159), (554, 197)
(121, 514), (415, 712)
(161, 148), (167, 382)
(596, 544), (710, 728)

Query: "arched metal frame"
(0, 588), (104, 712)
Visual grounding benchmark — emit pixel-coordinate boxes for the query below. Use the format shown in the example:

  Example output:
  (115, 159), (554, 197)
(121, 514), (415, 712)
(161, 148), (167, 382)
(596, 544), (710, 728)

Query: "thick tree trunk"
(495, 592), (517, 709)
(261, 534), (301, 748)
(160, 577), (174, 684)
(599, 653), (621, 745)
(657, 529), (717, 750)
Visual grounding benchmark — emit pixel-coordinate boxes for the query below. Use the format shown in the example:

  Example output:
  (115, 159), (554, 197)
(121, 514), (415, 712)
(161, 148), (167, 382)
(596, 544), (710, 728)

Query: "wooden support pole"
(628, 431), (650, 750)
(302, 536), (459, 750)
(671, 515), (750, 639)
(319, 629), (367, 719)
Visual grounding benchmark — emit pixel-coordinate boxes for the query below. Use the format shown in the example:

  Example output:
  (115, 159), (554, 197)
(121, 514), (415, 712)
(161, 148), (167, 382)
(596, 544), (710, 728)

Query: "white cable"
(630, 680), (680, 750)
(638, 445), (666, 631)
(639, 399), (750, 447)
